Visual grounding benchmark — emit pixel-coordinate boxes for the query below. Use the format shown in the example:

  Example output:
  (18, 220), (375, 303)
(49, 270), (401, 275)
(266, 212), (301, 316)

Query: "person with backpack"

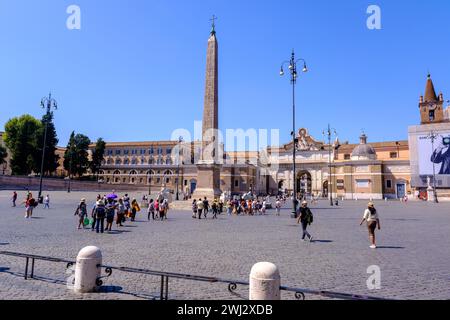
(105, 198), (117, 232)
(297, 201), (314, 242)
(91, 195), (101, 231)
(360, 202), (381, 249)
(211, 200), (218, 219)
(74, 198), (88, 229)
(203, 197), (209, 219)
(148, 199), (155, 220)
(130, 198), (140, 221)
(94, 200), (106, 234)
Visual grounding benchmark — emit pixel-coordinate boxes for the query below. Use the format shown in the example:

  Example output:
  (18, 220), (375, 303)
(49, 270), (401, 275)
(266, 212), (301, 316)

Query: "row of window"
(106, 147), (174, 156)
(342, 152), (398, 160)
(105, 158), (174, 165)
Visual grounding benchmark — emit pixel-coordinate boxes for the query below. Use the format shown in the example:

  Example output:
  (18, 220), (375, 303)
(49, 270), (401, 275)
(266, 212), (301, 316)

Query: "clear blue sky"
(0, 0), (449, 150)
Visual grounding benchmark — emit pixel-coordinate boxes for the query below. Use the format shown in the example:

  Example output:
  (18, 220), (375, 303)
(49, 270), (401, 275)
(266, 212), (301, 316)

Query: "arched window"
(124, 158), (130, 165)
(115, 158), (122, 165)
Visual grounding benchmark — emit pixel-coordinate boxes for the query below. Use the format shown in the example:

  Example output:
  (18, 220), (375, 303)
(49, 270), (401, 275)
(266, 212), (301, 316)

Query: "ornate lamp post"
(323, 124), (338, 206)
(427, 131), (439, 203)
(38, 93), (58, 202)
(280, 49), (308, 218)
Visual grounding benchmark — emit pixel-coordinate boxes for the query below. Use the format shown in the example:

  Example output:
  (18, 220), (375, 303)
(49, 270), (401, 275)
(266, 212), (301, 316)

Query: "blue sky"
(0, 0), (449, 150)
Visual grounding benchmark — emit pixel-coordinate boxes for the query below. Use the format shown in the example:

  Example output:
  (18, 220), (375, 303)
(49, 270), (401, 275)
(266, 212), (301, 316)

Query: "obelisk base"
(192, 162), (222, 200)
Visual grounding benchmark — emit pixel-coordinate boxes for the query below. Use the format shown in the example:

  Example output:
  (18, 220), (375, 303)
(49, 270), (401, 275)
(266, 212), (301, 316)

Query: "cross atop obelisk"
(210, 15), (217, 35)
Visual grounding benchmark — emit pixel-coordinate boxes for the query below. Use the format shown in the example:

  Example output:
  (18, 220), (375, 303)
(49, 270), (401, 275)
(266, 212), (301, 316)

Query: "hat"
(302, 201), (308, 205)
(80, 198), (86, 202)
(368, 202), (374, 207)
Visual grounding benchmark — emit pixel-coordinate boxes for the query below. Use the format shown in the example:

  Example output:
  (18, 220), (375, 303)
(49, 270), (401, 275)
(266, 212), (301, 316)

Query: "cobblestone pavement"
(0, 190), (449, 300)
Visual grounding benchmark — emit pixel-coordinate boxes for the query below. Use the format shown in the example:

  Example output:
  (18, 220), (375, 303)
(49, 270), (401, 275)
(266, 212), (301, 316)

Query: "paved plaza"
(0, 190), (449, 300)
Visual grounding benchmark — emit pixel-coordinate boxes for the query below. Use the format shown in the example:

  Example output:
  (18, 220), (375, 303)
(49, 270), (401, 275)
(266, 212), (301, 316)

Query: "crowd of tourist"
(9, 189), (382, 248)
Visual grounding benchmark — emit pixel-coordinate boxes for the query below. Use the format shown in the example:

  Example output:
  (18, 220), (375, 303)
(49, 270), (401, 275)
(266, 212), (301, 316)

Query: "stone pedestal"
(192, 162), (222, 200)
(427, 186), (435, 202)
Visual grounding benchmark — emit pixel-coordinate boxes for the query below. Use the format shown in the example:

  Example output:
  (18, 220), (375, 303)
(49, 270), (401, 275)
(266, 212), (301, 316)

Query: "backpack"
(29, 198), (38, 208)
(306, 208), (314, 225)
(96, 206), (106, 218)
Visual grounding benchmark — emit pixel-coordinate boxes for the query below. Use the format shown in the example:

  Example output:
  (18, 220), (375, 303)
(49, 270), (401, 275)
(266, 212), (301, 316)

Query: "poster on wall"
(418, 133), (450, 175)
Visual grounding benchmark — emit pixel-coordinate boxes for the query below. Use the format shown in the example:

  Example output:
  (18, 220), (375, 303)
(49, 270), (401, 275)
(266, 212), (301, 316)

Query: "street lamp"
(280, 49), (308, 218)
(176, 136), (183, 201)
(427, 131), (439, 203)
(38, 93), (58, 203)
(323, 124), (338, 206)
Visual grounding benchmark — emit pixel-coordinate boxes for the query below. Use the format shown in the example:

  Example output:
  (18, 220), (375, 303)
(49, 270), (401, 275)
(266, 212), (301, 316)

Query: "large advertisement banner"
(418, 133), (450, 175)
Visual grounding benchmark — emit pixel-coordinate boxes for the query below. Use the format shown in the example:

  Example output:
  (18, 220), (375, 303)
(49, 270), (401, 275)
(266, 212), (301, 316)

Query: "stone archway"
(296, 171), (312, 196)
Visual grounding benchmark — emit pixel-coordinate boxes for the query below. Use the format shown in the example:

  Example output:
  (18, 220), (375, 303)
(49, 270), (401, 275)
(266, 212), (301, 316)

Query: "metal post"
(280, 50), (307, 218)
(328, 125), (333, 206)
(30, 258), (35, 279)
(38, 118), (48, 202)
(38, 93), (57, 202)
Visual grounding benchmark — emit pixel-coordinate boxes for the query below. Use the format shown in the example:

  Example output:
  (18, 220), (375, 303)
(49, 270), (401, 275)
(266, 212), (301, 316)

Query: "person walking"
(105, 198), (117, 231)
(163, 199), (169, 220)
(297, 201), (314, 242)
(154, 200), (160, 220)
(94, 200), (106, 234)
(130, 198), (140, 221)
(74, 198), (88, 229)
(360, 202), (381, 249)
(23, 193), (37, 219)
(116, 198), (125, 227)
(196, 198), (204, 219)
(91, 195), (101, 231)
(192, 199), (198, 219)
(275, 199), (281, 216)
(202, 197), (209, 219)
(159, 199), (166, 221)
(12, 191), (17, 207)
(148, 199), (155, 221)
(226, 199), (233, 216)
(43, 194), (50, 209)
(211, 200), (218, 219)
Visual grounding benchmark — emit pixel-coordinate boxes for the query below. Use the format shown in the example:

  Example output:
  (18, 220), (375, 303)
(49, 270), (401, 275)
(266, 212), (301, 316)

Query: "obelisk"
(192, 16), (222, 200)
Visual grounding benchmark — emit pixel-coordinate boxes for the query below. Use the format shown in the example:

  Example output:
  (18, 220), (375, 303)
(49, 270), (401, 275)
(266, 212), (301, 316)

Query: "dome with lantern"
(351, 133), (376, 160)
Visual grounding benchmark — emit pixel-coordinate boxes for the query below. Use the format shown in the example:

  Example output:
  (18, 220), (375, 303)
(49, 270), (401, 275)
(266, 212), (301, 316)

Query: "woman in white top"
(360, 202), (381, 249)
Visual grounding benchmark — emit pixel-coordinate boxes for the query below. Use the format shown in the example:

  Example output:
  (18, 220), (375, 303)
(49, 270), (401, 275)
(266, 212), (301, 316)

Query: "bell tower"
(419, 74), (445, 124)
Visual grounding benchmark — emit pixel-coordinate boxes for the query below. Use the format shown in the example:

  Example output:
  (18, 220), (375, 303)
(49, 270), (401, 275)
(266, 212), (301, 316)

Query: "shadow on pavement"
(311, 240), (333, 243)
(0, 243), (9, 246)
(376, 246), (405, 249)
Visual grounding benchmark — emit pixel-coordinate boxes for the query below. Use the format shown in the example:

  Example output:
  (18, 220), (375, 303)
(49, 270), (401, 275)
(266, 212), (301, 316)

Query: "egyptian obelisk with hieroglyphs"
(192, 16), (222, 200)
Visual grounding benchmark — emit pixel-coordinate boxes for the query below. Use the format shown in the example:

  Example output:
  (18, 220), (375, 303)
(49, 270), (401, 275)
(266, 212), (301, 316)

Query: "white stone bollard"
(73, 246), (102, 293)
(249, 262), (280, 300)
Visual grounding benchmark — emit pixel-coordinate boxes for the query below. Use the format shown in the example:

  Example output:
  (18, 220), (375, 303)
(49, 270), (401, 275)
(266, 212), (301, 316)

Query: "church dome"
(351, 133), (376, 160)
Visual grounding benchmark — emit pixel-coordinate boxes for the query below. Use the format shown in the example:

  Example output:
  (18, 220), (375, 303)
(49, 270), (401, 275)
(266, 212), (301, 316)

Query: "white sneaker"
(370, 245), (377, 249)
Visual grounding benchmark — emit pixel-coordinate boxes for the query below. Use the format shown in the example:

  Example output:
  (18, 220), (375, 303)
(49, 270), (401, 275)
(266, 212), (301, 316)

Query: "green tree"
(90, 138), (106, 178)
(3, 115), (42, 175)
(34, 112), (60, 175)
(64, 131), (91, 178)
(0, 145), (7, 167)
